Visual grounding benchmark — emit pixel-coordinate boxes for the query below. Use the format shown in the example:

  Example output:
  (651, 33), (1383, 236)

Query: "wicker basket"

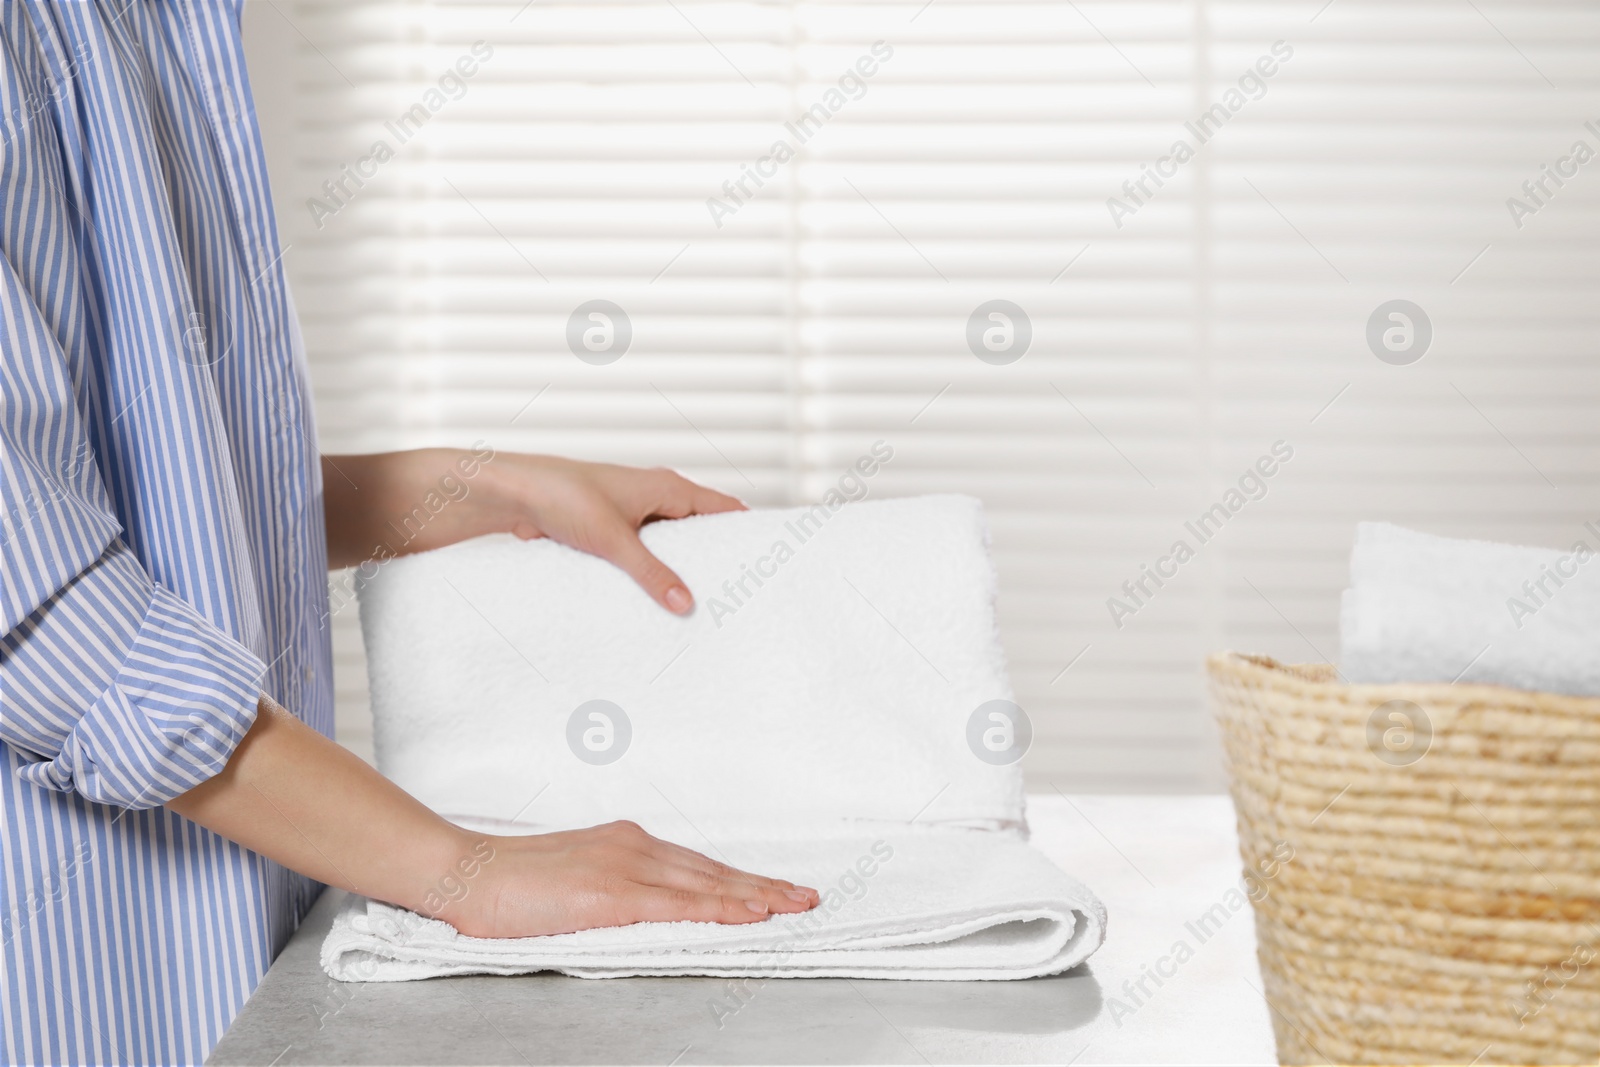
(1207, 652), (1600, 1065)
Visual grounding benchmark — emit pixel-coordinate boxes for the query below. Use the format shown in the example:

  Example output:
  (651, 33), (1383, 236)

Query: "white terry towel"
(332, 493), (1106, 981)
(322, 831), (1105, 982)
(1340, 521), (1600, 695)
(359, 493), (1023, 833)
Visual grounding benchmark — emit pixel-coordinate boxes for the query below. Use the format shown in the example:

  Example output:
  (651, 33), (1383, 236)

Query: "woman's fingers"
(642, 836), (819, 902)
(581, 469), (749, 613)
(637, 472), (746, 524)
(595, 820), (818, 903)
(615, 885), (776, 926)
(640, 860), (814, 912)
(493, 459), (747, 613)
(682, 478), (746, 516)
(597, 528), (693, 614)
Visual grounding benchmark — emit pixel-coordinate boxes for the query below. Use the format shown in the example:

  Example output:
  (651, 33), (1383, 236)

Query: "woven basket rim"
(1207, 650), (1600, 715)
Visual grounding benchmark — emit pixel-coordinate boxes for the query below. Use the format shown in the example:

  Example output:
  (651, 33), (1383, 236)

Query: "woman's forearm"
(167, 696), (477, 922)
(322, 449), (498, 569)
(167, 697), (819, 939)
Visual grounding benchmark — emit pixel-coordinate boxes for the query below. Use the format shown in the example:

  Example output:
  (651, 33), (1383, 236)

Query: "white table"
(207, 794), (1277, 1065)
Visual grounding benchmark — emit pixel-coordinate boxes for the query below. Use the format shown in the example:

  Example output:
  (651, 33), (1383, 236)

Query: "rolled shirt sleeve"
(0, 257), (269, 810)
(0, 137), (277, 810)
(2, 538), (267, 809)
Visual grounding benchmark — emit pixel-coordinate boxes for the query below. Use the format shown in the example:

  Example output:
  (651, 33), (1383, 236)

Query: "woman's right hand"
(439, 820), (819, 939)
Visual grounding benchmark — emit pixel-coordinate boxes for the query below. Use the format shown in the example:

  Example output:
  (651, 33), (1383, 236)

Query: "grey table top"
(208, 795), (1278, 1065)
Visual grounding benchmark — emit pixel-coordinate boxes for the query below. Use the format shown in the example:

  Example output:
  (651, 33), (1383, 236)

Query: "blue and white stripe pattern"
(0, 1), (332, 1062)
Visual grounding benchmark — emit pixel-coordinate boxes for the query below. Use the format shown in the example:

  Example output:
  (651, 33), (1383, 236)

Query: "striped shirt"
(0, 2), (332, 1063)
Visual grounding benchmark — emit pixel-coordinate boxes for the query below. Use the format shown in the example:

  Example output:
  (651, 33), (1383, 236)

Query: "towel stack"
(1339, 521), (1600, 695)
(327, 494), (1106, 982)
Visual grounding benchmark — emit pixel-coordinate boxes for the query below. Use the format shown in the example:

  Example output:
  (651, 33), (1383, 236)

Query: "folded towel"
(1339, 521), (1600, 695)
(322, 829), (1107, 981)
(358, 493), (1023, 834)
(343, 493), (1106, 981)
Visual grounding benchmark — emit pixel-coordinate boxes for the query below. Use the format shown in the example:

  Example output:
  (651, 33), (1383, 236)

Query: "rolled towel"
(1339, 521), (1600, 695)
(341, 493), (1106, 980)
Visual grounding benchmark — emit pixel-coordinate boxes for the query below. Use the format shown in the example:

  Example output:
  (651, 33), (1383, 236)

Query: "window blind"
(248, 0), (1600, 791)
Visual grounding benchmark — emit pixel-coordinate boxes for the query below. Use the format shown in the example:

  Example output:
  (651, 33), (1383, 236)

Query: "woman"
(0, 3), (815, 1063)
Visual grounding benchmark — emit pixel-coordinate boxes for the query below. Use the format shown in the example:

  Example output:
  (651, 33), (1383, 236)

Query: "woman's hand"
(323, 450), (746, 613)
(437, 820), (819, 939)
(484, 454), (745, 614)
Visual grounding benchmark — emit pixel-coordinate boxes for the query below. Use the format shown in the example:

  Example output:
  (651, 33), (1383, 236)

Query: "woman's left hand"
(323, 450), (746, 614)
(482, 453), (747, 613)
